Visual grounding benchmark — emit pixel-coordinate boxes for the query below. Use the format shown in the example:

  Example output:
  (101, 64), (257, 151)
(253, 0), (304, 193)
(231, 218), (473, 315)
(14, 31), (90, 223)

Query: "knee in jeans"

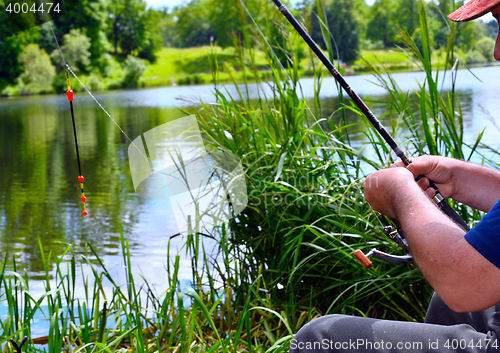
(290, 315), (345, 351)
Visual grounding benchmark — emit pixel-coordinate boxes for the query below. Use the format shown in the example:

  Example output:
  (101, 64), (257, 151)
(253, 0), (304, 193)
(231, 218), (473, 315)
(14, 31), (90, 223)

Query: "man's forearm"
(364, 160), (500, 312)
(393, 182), (495, 312)
(454, 162), (500, 212)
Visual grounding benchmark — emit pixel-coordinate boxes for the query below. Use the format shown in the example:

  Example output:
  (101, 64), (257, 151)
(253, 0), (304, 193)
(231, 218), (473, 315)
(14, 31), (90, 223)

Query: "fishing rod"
(269, 0), (470, 268)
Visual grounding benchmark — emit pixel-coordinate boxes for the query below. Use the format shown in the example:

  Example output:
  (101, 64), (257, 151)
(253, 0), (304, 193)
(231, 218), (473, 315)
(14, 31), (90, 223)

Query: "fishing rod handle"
(413, 173), (469, 231)
(428, 181), (470, 231)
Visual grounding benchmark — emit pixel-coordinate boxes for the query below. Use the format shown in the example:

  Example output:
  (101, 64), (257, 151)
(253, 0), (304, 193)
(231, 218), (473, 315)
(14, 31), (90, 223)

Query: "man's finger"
(405, 163), (422, 178)
(416, 176), (430, 191)
(425, 187), (436, 199)
(390, 161), (408, 168)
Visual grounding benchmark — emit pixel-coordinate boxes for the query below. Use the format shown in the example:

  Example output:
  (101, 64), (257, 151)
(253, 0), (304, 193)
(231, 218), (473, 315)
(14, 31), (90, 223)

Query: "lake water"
(1, 65), (500, 321)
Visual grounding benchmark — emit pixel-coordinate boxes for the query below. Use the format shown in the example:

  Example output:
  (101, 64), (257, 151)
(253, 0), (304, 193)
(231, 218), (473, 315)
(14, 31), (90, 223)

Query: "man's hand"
(393, 155), (500, 212)
(392, 155), (461, 200)
(363, 167), (416, 219)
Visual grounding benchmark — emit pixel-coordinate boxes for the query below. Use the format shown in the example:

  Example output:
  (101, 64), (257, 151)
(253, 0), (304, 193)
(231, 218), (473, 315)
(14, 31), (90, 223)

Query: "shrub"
(85, 73), (107, 91)
(51, 29), (92, 73)
(122, 55), (146, 88)
(476, 37), (495, 62)
(465, 49), (487, 64)
(17, 44), (56, 95)
(100, 53), (125, 89)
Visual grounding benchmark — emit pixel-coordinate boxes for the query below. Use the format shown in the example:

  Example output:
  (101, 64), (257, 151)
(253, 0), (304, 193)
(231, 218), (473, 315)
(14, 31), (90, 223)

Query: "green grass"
(352, 48), (448, 73)
(140, 46), (269, 87)
(141, 47), (219, 86)
(139, 46), (450, 89)
(356, 49), (412, 64)
(0, 232), (300, 352)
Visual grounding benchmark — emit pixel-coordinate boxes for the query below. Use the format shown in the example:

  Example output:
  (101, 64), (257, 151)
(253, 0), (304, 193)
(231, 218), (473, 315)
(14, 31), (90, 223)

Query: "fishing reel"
(353, 226), (414, 269)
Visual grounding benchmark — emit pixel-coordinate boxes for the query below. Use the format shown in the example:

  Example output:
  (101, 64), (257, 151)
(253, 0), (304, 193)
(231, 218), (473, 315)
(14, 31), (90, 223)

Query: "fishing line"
(47, 22), (151, 164)
(48, 21), (67, 67)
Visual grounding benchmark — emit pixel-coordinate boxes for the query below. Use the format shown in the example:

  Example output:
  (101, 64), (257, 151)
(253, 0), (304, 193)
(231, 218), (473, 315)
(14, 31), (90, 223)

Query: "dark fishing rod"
(270, 0), (469, 267)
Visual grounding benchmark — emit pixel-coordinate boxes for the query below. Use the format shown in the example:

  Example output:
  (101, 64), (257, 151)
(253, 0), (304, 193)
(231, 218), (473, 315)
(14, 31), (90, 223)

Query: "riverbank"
(139, 46), (426, 88)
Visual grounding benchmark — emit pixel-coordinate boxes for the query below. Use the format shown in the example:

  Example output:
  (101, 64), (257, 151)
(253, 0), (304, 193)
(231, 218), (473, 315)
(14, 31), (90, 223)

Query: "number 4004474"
(5, 2), (61, 13)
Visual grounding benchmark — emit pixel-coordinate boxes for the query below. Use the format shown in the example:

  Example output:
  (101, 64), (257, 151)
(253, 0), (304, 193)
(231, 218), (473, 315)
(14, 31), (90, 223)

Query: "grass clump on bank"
(0, 233), (299, 352)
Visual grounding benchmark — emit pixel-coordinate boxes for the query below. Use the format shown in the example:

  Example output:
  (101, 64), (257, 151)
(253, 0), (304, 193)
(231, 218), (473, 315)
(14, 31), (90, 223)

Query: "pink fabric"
(448, 0), (500, 22)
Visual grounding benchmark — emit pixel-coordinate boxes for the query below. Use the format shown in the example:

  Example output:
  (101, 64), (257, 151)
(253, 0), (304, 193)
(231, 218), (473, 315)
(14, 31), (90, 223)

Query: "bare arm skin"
(362, 6), (500, 313)
(364, 162), (500, 312)
(397, 155), (500, 212)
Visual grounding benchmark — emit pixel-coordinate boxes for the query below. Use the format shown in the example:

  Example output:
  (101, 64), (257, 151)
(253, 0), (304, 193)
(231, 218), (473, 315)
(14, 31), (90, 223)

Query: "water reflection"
(0, 92), (191, 277)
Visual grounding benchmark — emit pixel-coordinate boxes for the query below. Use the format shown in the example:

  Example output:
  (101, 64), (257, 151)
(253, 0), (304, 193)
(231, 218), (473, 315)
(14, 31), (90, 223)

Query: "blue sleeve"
(464, 199), (500, 269)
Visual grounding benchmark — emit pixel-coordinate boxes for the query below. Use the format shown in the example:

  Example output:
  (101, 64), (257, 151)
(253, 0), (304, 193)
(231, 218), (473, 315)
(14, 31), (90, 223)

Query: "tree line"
(0, 0), (497, 95)
(165, 0), (497, 62)
(0, 0), (163, 94)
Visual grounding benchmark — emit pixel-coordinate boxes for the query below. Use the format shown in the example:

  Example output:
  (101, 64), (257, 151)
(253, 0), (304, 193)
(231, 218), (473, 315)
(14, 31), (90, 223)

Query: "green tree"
(51, 0), (110, 69)
(16, 43), (56, 94)
(209, 0), (262, 48)
(0, 26), (40, 82)
(366, 0), (398, 47)
(310, 0), (361, 62)
(485, 19), (498, 39)
(465, 50), (487, 64)
(411, 3), (443, 52)
(476, 37), (495, 62)
(108, 0), (162, 61)
(122, 55), (145, 87)
(353, 0), (369, 42)
(396, 0), (419, 36)
(157, 7), (178, 47)
(209, 0), (240, 48)
(174, 0), (216, 47)
(455, 21), (476, 52)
